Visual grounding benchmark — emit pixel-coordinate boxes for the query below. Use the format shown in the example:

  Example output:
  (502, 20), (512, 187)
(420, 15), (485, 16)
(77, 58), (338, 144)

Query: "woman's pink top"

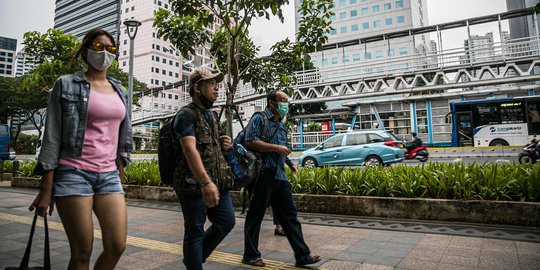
(59, 88), (126, 172)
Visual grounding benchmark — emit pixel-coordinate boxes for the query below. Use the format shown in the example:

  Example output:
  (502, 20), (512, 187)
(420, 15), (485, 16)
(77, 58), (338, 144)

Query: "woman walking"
(29, 28), (132, 270)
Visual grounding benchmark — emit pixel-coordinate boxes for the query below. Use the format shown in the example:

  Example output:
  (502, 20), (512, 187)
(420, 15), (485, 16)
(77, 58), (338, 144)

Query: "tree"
(154, 0), (334, 135)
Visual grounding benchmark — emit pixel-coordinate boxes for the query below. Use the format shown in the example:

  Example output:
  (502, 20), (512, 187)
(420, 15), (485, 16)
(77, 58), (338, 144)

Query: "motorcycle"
(518, 138), (539, 164)
(403, 144), (429, 162)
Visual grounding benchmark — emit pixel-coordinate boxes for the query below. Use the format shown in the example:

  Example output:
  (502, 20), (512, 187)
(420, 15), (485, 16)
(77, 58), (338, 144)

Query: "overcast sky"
(0, 0), (508, 54)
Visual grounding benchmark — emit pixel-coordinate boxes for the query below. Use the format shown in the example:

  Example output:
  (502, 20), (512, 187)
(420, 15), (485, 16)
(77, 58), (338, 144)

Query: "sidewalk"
(0, 186), (539, 270)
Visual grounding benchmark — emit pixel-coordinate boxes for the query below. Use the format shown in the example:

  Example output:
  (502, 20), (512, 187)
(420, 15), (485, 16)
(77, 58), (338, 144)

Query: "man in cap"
(171, 66), (235, 270)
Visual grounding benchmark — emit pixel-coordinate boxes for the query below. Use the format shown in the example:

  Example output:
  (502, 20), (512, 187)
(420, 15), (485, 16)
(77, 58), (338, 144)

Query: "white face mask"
(86, 49), (115, 71)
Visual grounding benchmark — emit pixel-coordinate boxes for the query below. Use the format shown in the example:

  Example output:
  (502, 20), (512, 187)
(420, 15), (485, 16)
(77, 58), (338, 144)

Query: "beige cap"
(188, 67), (224, 89)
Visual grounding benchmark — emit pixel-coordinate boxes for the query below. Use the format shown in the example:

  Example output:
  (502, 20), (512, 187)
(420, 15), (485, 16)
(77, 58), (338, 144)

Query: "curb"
(10, 178), (539, 227)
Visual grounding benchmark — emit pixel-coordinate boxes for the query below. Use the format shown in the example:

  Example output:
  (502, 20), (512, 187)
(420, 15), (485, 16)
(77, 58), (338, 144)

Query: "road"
(14, 154), (520, 165)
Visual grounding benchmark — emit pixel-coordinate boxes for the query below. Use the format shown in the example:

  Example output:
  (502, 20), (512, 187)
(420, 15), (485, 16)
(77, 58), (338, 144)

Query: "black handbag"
(5, 214), (51, 270)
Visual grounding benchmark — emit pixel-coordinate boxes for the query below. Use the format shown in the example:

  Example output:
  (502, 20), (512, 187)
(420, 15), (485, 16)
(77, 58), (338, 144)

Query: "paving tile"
(357, 263), (396, 270)
(398, 258), (437, 270)
(435, 263), (476, 270)
(439, 255), (478, 267)
(443, 247), (481, 258)
(319, 259), (362, 270)
(404, 248), (444, 262)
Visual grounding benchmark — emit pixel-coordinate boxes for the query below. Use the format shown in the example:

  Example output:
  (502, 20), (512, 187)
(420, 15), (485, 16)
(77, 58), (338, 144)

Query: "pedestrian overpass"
(131, 7), (540, 148)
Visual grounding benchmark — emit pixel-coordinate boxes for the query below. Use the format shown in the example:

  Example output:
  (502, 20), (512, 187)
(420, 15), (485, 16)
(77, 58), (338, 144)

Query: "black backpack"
(158, 113), (180, 186)
(227, 112), (271, 190)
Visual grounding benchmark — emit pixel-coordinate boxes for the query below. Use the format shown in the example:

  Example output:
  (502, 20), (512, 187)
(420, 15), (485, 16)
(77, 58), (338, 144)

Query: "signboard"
(321, 122), (330, 134)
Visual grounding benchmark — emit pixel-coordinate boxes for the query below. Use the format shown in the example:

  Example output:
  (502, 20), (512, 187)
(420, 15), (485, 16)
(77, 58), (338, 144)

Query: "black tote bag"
(5, 214), (51, 270)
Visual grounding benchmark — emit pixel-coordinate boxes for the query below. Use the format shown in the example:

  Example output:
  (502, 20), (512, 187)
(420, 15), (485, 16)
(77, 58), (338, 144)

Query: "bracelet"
(200, 181), (212, 188)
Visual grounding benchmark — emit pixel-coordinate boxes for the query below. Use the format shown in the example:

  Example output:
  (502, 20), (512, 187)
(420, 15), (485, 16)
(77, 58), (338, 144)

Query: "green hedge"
(11, 160), (540, 202)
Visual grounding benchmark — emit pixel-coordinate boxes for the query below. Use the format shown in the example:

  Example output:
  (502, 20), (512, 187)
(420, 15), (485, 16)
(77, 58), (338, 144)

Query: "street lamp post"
(123, 19), (142, 120)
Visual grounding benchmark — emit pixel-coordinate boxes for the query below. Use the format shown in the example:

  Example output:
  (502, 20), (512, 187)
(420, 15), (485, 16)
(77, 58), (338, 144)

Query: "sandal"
(296, 255), (321, 267)
(242, 258), (266, 267)
(274, 229), (286, 236)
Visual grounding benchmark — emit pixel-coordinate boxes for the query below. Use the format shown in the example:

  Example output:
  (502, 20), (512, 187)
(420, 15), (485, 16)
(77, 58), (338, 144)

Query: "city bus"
(450, 96), (540, 147)
(0, 124), (10, 160)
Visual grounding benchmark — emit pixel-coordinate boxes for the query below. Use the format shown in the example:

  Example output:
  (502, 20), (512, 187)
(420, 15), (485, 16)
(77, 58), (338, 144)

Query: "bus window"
(500, 102), (524, 124)
(475, 104), (499, 126)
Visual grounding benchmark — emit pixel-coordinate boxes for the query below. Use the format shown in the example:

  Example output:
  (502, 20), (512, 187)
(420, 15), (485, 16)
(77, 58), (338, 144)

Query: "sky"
(0, 0), (509, 54)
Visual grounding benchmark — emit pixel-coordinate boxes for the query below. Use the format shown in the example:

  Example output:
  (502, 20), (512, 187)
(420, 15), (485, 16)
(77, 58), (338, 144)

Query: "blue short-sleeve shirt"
(244, 108), (288, 181)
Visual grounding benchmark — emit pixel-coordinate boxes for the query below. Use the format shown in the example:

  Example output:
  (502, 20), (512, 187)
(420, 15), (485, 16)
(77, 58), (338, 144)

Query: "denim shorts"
(53, 165), (124, 197)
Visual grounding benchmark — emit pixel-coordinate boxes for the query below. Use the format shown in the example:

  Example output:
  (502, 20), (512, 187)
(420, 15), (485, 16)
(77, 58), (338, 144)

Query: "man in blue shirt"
(242, 91), (320, 267)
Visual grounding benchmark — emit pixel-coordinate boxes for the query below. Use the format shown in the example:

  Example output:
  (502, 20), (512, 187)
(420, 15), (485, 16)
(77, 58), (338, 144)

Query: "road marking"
(0, 212), (321, 269)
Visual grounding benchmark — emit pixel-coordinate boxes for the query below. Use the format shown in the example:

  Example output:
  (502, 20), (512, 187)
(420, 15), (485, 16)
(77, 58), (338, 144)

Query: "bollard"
(12, 160), (19, 177)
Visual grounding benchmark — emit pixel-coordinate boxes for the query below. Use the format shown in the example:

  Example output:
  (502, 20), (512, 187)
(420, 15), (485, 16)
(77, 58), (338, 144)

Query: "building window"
(385, 18), (393, 25)
(123, 61), (126, 66)
(322, 58), (328, 66)
(375, 51), (383, 58)
(339, 0), (346, 6)
(156, 56), (160, 61)
(156, 45), (161, 50)
(162, 70), (166, 75)
(350, 10), (357, 17)
(361, 7), (368, 15)
(388, 49), (395, 57)
(350, 0), (356, 3)
(155, 68), (160, 73)
(373, 20), (381, 28)
(123, 40), (127, 45)
(340, 26), (347, 33)
(169, 60), (173, 65)
(169, 71), (173, 76)
(343, 55), (349, 63)
(123, 51), (127, 56)
(396, 0), (404, 8)
(175, 73), (179, 78)
(351, 24), (358, 31)
(397, 15), (405, 23)
(330, 29), (337, 35)
(331, 57), (338, 64)
(311, 60), (317, 66)
(365, 52), (372, 59)
(131, 6), (134, 11)
(125, 8), (128, 13)
(330, 14), (336, 21)
(372, 5), (380, 12)
(399, 47), (408, 55)
(340, 12), (346, 19)
(353, 54), (361, 61)
(362, 22), (369, 29)
(162, 58), (166, 64)
(384, 3), (392, 10)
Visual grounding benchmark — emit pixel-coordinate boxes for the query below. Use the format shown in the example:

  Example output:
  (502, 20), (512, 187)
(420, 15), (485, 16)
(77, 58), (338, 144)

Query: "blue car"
(298, 130), (404, 168)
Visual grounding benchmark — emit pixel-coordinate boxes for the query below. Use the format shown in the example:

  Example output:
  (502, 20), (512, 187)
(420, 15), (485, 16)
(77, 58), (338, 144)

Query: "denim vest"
(173, 103), (233, 194)
(35, 72), (133, 174)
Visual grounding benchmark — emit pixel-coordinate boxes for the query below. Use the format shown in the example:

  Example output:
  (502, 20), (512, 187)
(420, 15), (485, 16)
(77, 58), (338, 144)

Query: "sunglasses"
(91, 42), (117, 54)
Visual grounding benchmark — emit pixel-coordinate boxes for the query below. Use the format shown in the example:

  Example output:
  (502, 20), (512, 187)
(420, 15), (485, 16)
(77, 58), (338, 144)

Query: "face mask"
(87, 49), (115, 71)
(199, 92), (214, 109)
(277, 102), (289, 117)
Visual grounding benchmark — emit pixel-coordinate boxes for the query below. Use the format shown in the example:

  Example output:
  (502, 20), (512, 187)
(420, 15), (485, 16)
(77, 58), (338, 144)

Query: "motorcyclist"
(406, 132), (422, 153)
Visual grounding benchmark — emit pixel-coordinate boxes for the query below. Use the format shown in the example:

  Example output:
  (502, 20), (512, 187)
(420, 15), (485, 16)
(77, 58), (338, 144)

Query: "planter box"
(10, 178), (540, 226)
(2, 173), (12, 181)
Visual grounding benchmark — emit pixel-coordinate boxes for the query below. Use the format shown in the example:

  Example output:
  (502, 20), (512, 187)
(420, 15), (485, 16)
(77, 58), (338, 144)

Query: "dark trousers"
(178, 190), (235, 270)
(243, 171), (311, 263)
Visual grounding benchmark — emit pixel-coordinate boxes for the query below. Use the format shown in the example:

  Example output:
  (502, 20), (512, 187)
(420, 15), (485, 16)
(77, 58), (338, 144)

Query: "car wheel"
(364, 155), (382, 167)
(489, 139), (509, 146)
(302, 157), (318, 169)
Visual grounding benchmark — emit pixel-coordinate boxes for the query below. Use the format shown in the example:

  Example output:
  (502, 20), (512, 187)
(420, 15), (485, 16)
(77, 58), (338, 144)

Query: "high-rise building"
(118, 0), (217, 89)
(14, 47), (36, 77)
(506, 0), (539, 39)
(464, 32), (495, 62)
(296, 0), (430, 69)
(54, 0), (121, 42)
(0, 37), (17, 77)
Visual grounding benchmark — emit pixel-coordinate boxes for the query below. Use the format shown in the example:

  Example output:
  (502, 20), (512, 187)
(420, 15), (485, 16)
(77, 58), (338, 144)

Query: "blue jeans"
(53, 165), (124, 197)
(243, 171), (311, 264)
(178, 189), (235, 270)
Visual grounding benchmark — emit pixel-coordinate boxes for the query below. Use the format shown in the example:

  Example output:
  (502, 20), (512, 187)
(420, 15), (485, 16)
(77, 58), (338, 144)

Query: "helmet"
(411, 132), (417, 137)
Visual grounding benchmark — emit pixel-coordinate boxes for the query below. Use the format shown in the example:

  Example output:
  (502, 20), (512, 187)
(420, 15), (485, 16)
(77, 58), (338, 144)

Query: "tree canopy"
(154, 0), (334, 133)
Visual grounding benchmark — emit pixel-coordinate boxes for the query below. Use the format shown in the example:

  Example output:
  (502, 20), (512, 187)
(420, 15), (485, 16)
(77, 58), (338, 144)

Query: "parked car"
(298, 130), (404, 168)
